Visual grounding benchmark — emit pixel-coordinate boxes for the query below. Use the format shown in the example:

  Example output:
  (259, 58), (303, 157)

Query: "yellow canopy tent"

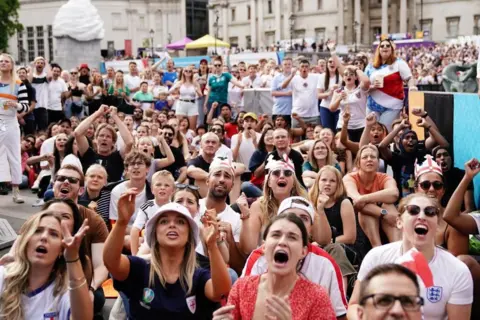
(185, 34), (230, 49)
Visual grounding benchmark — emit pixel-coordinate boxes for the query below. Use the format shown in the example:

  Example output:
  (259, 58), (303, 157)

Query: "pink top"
(227, 275), (336, 320)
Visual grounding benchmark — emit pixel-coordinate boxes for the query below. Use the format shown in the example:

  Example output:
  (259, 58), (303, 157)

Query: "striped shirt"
(0, 79), (29, 118)
(31, 71), (49, 109)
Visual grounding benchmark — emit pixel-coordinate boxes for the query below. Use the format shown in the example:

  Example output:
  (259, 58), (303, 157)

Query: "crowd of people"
(0, 35), (479, 320)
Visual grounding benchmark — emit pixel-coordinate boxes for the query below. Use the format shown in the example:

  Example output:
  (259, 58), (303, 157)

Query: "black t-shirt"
(187, 155), (211, 185)
(441, 167), (474, 208)
(325, 198), (348, 238)
(80, 147), (124, 182)
(154, 145), (186, 180)
(265, 149), (305, 187)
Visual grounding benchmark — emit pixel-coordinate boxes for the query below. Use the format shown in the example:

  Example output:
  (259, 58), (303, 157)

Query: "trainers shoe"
(12, 191), (25, 204)
(32, 199), (44, 207)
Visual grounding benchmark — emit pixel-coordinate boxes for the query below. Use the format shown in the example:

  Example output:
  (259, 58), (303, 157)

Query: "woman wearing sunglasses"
(348, 193), (473, 320)
(414, 156), (468, 256)
(204, 57), (244, 119)
(364, 38), (417, 130)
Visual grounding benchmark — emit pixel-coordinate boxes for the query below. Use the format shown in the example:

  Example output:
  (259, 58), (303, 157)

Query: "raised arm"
(443, 159), (480, 235)
(154, 134), (175, 168)
(110, 106), (134, 158)
(206, 101), (219, 125)
(340, 111), (359, 153)
(239, 200), (263, 255)
(359, 113), (376, 148)
(281, 68), (296, 89)
(74, 105), (109, 156)
(416, 116), (450, 150)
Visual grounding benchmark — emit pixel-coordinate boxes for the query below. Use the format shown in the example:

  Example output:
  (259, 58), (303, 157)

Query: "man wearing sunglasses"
(154, 124), (187, 183)
(357, 264), (423, 320)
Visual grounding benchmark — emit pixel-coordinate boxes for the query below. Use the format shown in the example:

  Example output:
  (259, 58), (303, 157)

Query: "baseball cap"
(278, 196), (315, 222)
(243, 112), (258, 121)
(145, 202), (199, 248)
(79, 63), (90, 71)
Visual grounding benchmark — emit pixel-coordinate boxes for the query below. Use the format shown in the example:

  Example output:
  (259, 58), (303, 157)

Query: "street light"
(413, 25), (417, 39)
(354, 21), (360, 53)
(167, 33), (172, 44)
(149, 29), (154, 63)
(214, 9), (220, 55)
(289, 15), (295, 51)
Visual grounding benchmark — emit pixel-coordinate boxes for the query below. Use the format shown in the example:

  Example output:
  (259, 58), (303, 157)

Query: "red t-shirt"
(224, 122), (238, 139)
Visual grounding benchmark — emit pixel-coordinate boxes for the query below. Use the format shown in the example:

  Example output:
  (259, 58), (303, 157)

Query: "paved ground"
(0, 190), (114, 319)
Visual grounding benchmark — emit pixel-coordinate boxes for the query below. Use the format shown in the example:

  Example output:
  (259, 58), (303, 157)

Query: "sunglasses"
(214, 64), (222, 67)
(271, 169), (294, 177)
(175, 183), (199, 191)
(70, 72), (78, 75)
(163, 132), (174, 137)
(239, 69), (246, 71)
(404, 204), (439, 217)
(343, 72), (356, 77)
(380, 44), (392, 49)
(184, 70), (192, 73)
(419, 180), (444, 191)
(210, 128), (223, 133)
(56, 175), (80, 184)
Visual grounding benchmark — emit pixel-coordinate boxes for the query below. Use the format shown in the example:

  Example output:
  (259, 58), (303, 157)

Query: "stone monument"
(52, 0), (105, 70)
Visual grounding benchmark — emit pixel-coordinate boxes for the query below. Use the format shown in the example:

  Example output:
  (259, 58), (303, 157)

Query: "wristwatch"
(380, 209), (388, 218)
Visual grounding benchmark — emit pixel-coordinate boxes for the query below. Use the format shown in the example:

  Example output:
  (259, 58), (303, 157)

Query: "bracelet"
(421, 112), (428, 118)
(68, 279), (87, 291)
(65, 256), (80, 263)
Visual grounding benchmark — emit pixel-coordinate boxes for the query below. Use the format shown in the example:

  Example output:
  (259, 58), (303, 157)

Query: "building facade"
(207, 0), (480, 49)
(8, 0), (209, 64)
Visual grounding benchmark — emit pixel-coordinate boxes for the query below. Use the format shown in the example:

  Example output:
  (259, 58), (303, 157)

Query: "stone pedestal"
(54, 36), (102, 70)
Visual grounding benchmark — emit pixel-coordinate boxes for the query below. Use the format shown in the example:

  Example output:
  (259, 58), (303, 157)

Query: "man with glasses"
(271, 57), (294, 128)
(357, 264), (423, 320)
(281, 59), (321, 128)
(154, 124), (187, 183)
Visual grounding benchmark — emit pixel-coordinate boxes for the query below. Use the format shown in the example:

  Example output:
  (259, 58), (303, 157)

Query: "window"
(246, 35), (251, 49)
(247, 5), (251, 20)
(36, 26), (43, 38)
(420, 19), (433, 39)
(17, 32), (24, 63)
(295, 29), (306, 39)
(27, 27), (34, 38)
(155, 12), (162, 30)
(230, 36), (238, 47)
(48, 25), (53, 61)
(474, 15), (480, 35)
(317, 0), (323, 10)
(231, 8), (236, 21)
(297, 0), (303, 12)
(446, 17), (460, 38)
(315, 28), (326, 42)
(139, 15), (145, 28)
(112, 12), (121, 27)
(27, 39), (35, 62)
(265, 31), (275, 45)
(268, 1), (273, 14)
(37, 38), (44, 58)
(47, 25), (52, 37)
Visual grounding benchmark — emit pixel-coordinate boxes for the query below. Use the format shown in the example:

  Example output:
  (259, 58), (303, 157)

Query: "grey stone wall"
(54, 36), (102, 71)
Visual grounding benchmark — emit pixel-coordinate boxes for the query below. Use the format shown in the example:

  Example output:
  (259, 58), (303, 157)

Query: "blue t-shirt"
(271, 73), (293, 115)
(114, 256), (215, 319)
(154, 100), (169, 111)
(162, 72), (178, 88)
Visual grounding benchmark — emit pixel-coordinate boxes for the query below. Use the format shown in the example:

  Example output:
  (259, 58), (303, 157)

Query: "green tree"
(0, 0), (23, 52)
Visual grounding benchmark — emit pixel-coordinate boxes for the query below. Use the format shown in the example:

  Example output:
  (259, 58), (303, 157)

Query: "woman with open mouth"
(414, 155), (468, 256)
(213, 212), (336, 319)
(104, 191), (231, 319)
(348, 193), (473, 320)
(0, 210), (92, 319)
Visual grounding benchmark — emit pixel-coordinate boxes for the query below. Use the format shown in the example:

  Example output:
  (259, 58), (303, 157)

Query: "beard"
(210, 186), (229, 199)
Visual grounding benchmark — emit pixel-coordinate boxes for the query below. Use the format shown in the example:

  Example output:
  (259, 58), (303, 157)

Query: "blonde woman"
(104, 191), (231, 318)
(302, 140), (341, 189)
(0, 210), (91, 319)
(108, 70), (130, 100)
(0, 53), (29, 203)
(169, 65), (203, 130)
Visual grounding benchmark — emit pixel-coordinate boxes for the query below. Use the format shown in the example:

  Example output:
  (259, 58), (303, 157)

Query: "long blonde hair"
(307, 140), (337, 171)
(148, 222), (197, 294)
(259, 172), (308, 225)
(0, 211), (67, 320)
(309, 165), (346, 204)
(0, 54), (18, 94)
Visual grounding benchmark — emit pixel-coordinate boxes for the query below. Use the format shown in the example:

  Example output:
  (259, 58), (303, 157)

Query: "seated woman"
(320, 128), (349, 174)
(348, 193), (473, 320)
(302, 140), (340, 189)
(343, 145), (400, 247)
(414, 155), (468, 256)
(213, 213), (337, 320)
(104, 189), (231, 318)
(0, 210), (92, 319)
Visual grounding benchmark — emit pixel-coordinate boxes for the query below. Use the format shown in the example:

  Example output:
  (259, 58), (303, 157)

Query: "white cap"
(145, 202), (200, 248)
(278, 196), (315, 222)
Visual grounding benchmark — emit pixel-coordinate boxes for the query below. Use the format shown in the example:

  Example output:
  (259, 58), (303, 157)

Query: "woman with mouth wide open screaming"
(213, 212), (336, 320)
(348, 193), (473, 320)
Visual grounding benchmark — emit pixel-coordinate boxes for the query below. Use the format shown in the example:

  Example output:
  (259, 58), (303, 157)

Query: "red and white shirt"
(241, 244), (347, 317)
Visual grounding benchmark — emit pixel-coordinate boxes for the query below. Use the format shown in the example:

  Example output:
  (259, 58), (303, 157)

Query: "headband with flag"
(414, 155), (443, 180)
(265, 153), (296, 174)
(209, 156), (235, 176)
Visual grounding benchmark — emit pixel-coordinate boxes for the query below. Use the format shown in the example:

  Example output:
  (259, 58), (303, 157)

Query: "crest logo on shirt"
(426, 286), (443, 303)
(142, 288), (155, 304)
(43, 311), (59, 320)
(186, 295), (196, 314)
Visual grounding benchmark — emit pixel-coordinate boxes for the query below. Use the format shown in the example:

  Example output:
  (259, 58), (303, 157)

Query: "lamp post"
(213, 9), (219, 55)
(354, 21), (359, 53)
(289, 15), (295, 51)
(149, 29), (155, 63)
(167, 33), (172, 44)
(413, 24), (417, 39)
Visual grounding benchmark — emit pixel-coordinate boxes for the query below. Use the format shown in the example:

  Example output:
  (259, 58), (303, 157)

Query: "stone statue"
(52, 0), (105, 70)
(442, 62), (478, 93)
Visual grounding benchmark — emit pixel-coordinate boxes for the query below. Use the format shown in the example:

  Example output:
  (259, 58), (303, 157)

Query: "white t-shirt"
(242, 76), (262, 89)
(47, 78), (68, 111)
(470, 212), (480, 234)
(358, 241), (473, 320)
(132, 199), (161, 230)
(230, 131), (262, 172)
(228, 82), (244, 108)
(109, 181), (147, 225)
(40, 135), (56, 170)
(290, 73), (321, 117)
(333, 86), (367, 130)
(124, 74), (141, 98)
(0, 266), (70, 319)
(317, 74), (343, 109)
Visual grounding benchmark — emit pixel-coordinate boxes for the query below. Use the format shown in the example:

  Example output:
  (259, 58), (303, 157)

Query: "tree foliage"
(0, 0), (23, 52)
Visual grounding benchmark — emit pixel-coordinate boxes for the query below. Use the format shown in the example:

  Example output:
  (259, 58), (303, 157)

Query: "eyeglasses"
(343, 72), (356, 77)
(380, 44), (392, 49)
(210, 128), (223, 133)
(129, 161), (146, 168)
(360, 294), (424, 311)
(419, 180), (444, 191)
(271, 169), (294, 177)
(56, 175), (80, 184)
(404, 204), (439, 217)
(214, 64), (222, 67)
(175, 183), (199, 191)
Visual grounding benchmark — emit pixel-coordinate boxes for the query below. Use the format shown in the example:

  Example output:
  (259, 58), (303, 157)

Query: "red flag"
(396, 248), (434, 288)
